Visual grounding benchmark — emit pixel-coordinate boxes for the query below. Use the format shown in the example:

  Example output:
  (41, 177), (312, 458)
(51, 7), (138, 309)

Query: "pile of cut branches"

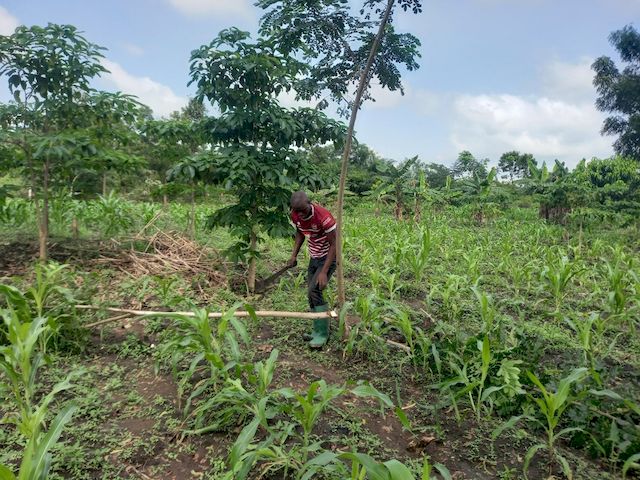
(96, 229), (227, 288)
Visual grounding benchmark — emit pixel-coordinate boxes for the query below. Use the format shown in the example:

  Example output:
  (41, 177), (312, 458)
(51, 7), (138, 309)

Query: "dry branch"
(85, 313), (132, 328)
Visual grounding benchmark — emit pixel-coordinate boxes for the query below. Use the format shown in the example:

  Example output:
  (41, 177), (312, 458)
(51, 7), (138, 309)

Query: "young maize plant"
(155, 304), (252, 414)
(540, 253), (584, 315)
(0, 285), (79, 480)
(493, 367), (590, 480)
(224, 378), (410, 480)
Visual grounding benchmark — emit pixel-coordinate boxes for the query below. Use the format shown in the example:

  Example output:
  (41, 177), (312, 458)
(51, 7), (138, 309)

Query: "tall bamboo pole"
(336, 0), (396, 306)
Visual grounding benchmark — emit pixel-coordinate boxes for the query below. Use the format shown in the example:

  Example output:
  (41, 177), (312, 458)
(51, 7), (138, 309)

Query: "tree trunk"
(247, 231), (257, 293)
(336, 0), (395, 306)
(163, 192), (168, 208)
(102, 171), (107, 196)
(39, 159), (50, 261)
(190, 184), (196, 239)
(395, 202), (403, 220)
(72, 216), (79, 240)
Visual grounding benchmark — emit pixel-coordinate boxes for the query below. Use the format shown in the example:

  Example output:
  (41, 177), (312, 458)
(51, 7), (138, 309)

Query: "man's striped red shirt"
(290, 203), (337, 259)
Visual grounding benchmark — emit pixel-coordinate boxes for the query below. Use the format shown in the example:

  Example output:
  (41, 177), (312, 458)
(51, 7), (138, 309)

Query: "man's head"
(290, 190), (312, 216)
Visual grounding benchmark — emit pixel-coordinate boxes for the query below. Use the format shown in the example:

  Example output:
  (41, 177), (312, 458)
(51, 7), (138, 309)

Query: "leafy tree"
(592, 25), (640, 161)
(258, 0), (423, 304)
(143, 99), (208, 234)
(257, 0), (421, 114)
(498, 150), (536, 181)
(422, 162), (452, 189)
(574, 156), (640, 216)
(452, 150), (488, 179)
(188, 28), (346, 291)
(0, 24), (145, 259)
(526, 159), (579, 224)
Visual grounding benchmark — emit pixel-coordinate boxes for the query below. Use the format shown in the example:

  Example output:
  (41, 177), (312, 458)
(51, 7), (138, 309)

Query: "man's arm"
(288, 230), (305, 267)
(316, 230), (336, 289)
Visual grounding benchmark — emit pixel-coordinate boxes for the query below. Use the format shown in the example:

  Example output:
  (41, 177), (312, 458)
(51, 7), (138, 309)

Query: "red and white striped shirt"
(291, 203), (337, 258)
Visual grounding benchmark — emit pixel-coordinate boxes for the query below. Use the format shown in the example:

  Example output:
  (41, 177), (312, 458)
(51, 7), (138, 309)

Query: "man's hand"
(286, 257), (298, 268)
(316, 270), (328, 290)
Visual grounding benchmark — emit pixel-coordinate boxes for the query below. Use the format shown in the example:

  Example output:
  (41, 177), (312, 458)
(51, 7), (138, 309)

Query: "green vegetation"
(1, 11), (640, 480)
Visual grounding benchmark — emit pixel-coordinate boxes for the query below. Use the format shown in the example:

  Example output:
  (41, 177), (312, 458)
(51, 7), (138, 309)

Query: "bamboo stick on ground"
(76, 305), (338, 320)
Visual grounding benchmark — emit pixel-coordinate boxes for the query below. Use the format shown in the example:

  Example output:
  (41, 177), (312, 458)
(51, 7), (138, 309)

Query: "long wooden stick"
(76, 305), (338, 320)
(336, 0), (396, 306)
(79, 306), (414, 354)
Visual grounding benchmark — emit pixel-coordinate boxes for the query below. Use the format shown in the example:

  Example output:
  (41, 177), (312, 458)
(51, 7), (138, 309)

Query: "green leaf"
(0, 464), (16, 480)
(623, 453), (640, 479)
(25, 403), (77, 480)
(523, 443), (546, 479)
(492, 415), (524, 440)
(351, 384), (393, 408)
(229, 417), (259, 467)
(383, 459), (415, 479)
(338, 453), (389, 480)
(299, 451), (338, 480)
(394, 407), (411, 430)
(480, 385), (503, 402)
(433, 463), (452, 480)
(588, 389), (623, 401)
(556, 452), (573, 480)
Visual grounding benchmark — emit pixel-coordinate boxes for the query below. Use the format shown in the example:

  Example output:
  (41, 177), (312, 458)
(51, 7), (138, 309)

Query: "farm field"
(2, 3), (640, 479)
(1, 196), (639, 480)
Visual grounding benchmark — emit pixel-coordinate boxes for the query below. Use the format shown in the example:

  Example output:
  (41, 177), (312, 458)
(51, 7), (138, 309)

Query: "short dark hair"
(290, 191), (310, 210)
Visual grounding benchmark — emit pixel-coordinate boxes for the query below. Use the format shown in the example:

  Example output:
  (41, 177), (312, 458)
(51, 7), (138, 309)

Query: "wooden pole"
(336, 0), (396, 306)
(76, 305), (338, 320)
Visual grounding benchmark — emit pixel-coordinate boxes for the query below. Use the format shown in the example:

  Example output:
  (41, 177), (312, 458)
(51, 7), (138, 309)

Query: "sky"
(1, 0), (638, 168)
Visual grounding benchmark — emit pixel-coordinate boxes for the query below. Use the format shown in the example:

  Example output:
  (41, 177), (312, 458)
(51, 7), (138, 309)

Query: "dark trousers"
(307, 256), (336, 309)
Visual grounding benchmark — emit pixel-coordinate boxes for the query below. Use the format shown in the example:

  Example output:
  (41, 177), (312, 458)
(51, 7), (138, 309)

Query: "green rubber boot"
(308, 304), (330, 349)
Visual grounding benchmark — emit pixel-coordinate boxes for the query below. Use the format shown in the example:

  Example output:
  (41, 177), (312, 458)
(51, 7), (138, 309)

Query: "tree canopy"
(592, 24), (640, 161)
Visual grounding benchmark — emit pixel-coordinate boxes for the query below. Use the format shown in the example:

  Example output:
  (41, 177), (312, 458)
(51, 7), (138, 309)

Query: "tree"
(0, 24), (145, 259)
(498, 151), (536, 181)
(188, 28), (346, 292)
(452, 150), (488, 179)
(423, 162), (451, 189)
(592, 25), (640, 161)
(258, 0), (423, 305)
(574, 156), (640, 216)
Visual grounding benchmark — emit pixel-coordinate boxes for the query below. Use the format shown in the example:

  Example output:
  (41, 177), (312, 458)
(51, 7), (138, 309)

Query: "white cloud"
(365, 80), (441, 114)
(541, 57), (596, 103)
(100, 59), (187, 118)
(167, 0), (253, 18)
(367, 80), (406, 109)
(122, 42), (144, 56)
(450, 93), (612, 165)
(0, 6), (19, 35)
